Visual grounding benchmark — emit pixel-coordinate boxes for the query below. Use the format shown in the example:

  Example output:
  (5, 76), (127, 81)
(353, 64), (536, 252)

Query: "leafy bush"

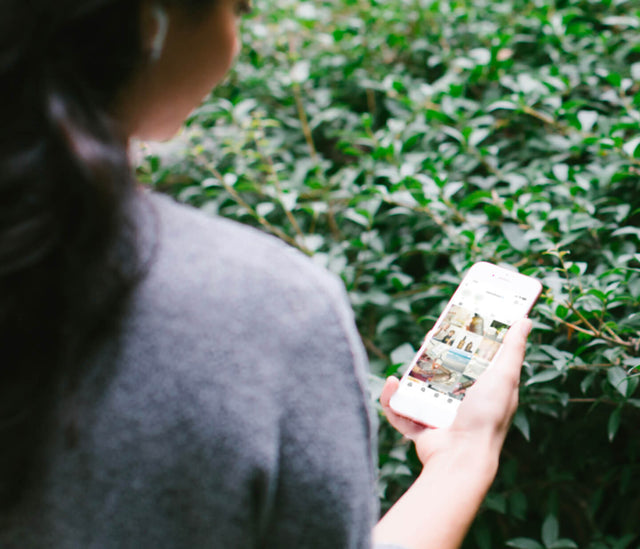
(136, 0), (640, 546)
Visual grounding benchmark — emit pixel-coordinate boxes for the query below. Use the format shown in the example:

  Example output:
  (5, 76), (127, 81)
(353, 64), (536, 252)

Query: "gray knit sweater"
(0, 193), (378, 548)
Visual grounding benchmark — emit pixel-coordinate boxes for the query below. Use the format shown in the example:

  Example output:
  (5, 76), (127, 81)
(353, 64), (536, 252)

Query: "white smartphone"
(389, 262), (542, 428)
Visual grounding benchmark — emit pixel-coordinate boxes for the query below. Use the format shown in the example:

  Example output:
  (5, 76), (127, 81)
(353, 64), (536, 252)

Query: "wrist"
(375, 432), (501, 549)
(419, 431), (500, 489)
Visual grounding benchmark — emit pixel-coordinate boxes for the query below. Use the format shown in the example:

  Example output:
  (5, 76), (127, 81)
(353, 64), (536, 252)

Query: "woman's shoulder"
(141, 190), (346, 308)
(119, 191), (370, 403)
(117, 192), (373, 435)
(27, 191), (377, 548)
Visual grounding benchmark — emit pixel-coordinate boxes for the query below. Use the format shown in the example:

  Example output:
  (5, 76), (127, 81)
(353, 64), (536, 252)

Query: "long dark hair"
(0, 0), (154, 507)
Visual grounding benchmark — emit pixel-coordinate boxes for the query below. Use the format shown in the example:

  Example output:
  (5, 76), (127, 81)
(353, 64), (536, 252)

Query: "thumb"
(492, 318), (532, 371)
(478, 317), (532, 399)
(453, 317), (533, 439)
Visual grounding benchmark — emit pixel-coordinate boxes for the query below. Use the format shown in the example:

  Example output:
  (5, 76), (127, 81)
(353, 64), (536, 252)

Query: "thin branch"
(552, 315), (637, 349)
(326, 201), (343, 240)
(362, 336), (388, 361)
(208, 165), (312, 255)
(520, 105), (640, 166)
(366, 88), (377, 118)
(521, 105), (563, 130)
(259, 147), (306, 241)
(292, 81), (317, 160)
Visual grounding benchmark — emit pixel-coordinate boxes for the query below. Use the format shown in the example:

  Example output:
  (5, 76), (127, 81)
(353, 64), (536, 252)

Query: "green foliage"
(136, 0), (640, 545)
(507, 514), (579, 549)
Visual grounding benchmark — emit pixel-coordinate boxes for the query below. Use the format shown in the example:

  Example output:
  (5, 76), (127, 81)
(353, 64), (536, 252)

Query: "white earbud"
(150, 5), (169, 62)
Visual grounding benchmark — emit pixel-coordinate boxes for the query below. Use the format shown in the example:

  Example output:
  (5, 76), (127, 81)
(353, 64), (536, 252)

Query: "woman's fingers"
(380, 377), (429, 440)
(453, 317), (532, 435)
(490, 318), (532, 382)
(379, 375), (399, 408)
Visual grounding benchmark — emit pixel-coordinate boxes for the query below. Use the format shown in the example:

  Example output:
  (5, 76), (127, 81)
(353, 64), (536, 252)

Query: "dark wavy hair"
(0, 0), (213, 507)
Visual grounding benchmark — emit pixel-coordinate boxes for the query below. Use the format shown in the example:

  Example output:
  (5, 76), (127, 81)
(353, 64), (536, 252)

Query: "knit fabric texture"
(0, 192), (378, 548)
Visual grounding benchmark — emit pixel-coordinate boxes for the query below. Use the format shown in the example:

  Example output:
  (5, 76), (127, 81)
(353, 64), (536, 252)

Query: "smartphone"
(389, 262), (542, 428)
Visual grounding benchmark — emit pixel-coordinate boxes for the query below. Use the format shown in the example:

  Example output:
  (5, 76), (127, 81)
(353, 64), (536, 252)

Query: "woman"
(0, 0), (532, 547)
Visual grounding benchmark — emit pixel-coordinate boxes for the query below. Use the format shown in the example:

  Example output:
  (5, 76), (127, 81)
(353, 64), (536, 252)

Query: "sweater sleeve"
(249, 257), (379, 548)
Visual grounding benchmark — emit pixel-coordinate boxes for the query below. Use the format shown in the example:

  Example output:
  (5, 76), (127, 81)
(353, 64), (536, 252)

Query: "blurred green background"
(136, 0), (640, 546)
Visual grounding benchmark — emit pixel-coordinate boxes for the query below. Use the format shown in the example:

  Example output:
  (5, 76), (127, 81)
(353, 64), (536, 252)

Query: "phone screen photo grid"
(407, 300), (510, 400)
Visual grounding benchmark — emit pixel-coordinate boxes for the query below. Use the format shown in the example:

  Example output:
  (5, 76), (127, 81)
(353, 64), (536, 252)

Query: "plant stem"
(209, 165), (312, 256)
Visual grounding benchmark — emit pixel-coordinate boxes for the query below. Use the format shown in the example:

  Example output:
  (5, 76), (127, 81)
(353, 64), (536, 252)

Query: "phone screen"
(403, 266), (538, 401)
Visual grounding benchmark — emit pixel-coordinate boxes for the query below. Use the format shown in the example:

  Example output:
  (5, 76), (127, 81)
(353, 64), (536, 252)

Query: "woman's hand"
(374, 318), (533, 549)
(379, 317), (532, 466)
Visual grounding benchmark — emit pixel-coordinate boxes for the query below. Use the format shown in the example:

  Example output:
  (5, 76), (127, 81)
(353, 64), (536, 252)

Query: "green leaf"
(469, 128), (491, 148)
(608, 407), (622, 442)
(484, 204), (503, 220)
(343, 209), (371, 227)
(541, 515), (559, 547)
(525, 369), (562, 386)
(552, 164), (569, 182)
(512, 409), (531, 441)
(290, 60), (310, 83)
(390, 343), (416, 367)
(506, 538), (545, 549)
(611, 227), (640, 239)
(472, 521), (493, 549)
(607, 366), (629, 396)
(623, 136), (640, 157)
(580, 371), (597, 395)
(502, 223), (528, 252)
(623, 357), (640, 369)
(483, 492), (507, 514)
(586, 288), (607, 302)
(459, 190), (491, 209)
(577, 111), (598, 132)
(488, 100), (519, 111)
(603, 16), (640, 28)
(509, 491), (528, 521)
